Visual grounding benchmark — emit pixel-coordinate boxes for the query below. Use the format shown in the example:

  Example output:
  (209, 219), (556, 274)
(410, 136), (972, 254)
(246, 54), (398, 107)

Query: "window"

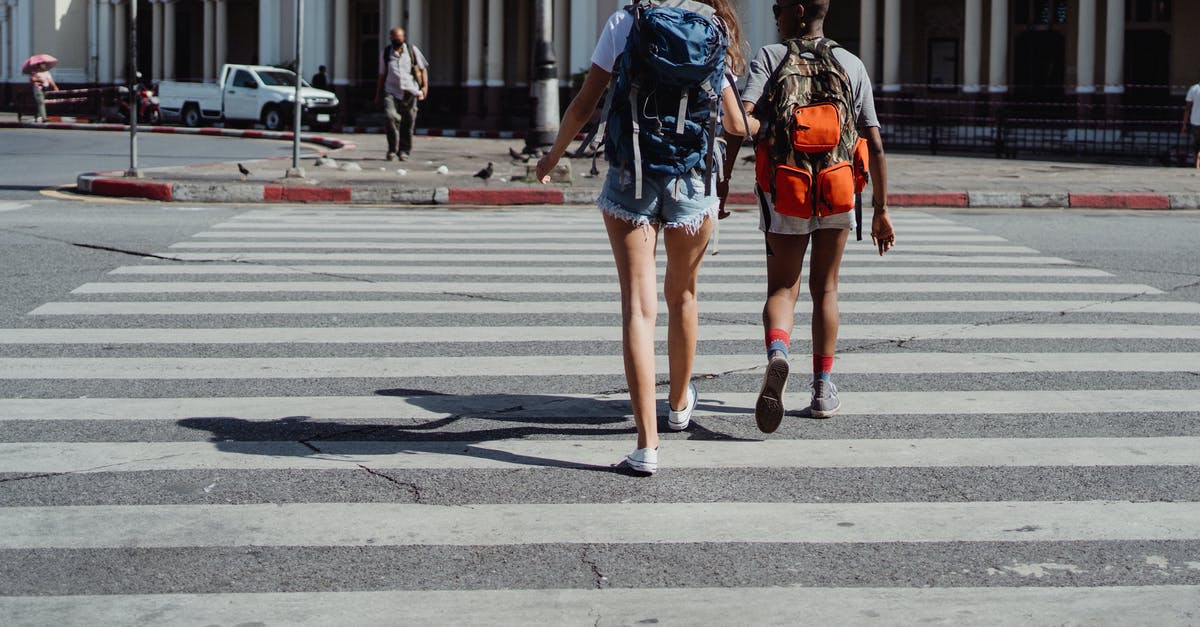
(1013, 0), (1068, 25)
(1127, 0), (1171, 22)
(233, 70), (257, 89)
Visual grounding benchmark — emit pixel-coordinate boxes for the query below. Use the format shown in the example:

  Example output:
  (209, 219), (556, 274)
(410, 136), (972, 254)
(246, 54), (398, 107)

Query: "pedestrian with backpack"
(375, 27), (429, 162)
(535, 0), (748, 475)
(723, 0), (895, 432)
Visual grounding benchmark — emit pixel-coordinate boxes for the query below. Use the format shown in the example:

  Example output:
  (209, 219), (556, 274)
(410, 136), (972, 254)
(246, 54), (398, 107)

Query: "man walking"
(1185, 78), (1200, 169)
(375, 27), (429, 162)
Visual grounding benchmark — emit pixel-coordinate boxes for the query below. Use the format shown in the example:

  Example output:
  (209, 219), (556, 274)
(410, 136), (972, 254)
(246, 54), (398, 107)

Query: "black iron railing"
(876, 91), (1194, 166)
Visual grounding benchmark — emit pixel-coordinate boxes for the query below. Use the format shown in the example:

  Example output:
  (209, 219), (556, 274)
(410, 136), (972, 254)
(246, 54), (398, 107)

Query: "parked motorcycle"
(115, 75), (160, 125)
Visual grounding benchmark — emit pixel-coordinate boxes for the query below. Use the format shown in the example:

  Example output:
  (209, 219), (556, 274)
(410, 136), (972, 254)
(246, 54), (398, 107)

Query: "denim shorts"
(598, 166), (719, 234)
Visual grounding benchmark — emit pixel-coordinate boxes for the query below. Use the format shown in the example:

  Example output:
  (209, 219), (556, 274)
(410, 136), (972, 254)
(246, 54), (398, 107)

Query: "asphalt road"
(0, 129), (320, 193)
(0, 191), (1198, 624)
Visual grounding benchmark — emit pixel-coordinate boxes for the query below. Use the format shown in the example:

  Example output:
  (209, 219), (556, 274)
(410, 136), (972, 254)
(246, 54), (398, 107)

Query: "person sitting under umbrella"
(23, 54), (59, 123)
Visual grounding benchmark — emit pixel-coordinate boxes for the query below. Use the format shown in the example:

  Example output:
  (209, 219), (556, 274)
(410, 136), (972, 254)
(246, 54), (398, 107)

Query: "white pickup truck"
(158, 64), (339, 131)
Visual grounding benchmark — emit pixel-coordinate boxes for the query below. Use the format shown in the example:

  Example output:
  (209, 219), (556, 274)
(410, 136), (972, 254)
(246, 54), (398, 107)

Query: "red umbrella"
(22, 54), (58, 74)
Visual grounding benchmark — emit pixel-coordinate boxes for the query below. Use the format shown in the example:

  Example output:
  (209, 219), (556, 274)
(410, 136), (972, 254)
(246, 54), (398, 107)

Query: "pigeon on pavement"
(237, 163), (250, 180)
(509, 146), (532, 163)
(474, 162), (494, 183)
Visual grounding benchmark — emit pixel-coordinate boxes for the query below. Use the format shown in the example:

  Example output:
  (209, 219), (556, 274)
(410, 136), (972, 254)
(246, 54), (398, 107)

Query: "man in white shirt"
(1185, 80), (1200, 169)
(375, 27), (429, 162)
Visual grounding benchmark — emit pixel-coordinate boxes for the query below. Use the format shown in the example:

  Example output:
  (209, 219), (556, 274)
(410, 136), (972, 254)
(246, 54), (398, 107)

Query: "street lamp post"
(523, 0), (558, 154)
(286, 0), (305, 178)
(125, 0), (140, 178)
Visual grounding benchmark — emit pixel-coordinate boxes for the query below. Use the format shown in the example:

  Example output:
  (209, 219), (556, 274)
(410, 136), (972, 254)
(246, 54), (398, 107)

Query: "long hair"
(700, 0), (747, 76)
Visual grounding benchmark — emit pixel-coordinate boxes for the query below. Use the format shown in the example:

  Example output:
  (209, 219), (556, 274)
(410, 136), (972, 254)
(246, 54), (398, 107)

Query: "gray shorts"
(756, 185), (856, 235)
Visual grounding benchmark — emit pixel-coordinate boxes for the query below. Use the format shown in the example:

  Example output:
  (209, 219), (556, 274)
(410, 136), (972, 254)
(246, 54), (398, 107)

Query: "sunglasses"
(772, 1), (802, 17)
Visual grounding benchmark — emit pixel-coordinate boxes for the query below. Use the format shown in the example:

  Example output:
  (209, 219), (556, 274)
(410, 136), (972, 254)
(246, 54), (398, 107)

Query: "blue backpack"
(580, 1), (733, 199)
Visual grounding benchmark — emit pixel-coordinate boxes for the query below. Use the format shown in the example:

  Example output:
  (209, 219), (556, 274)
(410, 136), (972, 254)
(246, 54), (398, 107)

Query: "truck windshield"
(257, 70), (310, 88)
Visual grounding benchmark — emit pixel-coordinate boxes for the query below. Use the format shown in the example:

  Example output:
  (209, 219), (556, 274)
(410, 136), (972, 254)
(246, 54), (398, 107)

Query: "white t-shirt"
(741, 42), (880, 131)
(1187, 83), (1200, 126)
(590, 10), (731, 90)
(380, 43), (429, 99)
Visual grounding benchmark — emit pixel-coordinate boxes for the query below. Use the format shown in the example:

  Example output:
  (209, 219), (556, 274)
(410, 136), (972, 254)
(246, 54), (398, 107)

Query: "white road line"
(107, 264), (1114, 278)
(3, 324), (1195, 344)
(0, 353), (1197, 379)
(4, 587), (1197, 627)
(4, 501), (1200, 548)
(167, 242), (1043, 254)
(4, 437), (1199, 474)
(28, 300), (1200, 316)
(69, 281), (1162, 295)
(3, 390), (1196, 422)
(155, 252), (1077, 264)
(196, 228), (991, 239)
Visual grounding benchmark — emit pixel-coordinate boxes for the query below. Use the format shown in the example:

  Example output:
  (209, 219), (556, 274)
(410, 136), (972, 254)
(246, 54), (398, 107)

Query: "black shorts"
(1191, 125), (1200, 152)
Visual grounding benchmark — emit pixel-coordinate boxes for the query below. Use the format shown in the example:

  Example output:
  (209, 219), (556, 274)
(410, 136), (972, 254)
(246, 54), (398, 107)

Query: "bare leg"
(762, 232), (811, 338)
(604, 213), (661, 450)
(662, 217), (714, 410)
(808, 228), (851, 356)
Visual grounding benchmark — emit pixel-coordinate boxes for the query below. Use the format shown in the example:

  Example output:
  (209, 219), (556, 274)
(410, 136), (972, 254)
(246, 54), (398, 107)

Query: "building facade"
(2, 0), (1197, 127)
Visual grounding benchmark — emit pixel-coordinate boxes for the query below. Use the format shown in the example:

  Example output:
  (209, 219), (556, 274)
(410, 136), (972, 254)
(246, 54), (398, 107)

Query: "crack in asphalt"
(581, 546), (609, 589)
(357, 465), (424, 503)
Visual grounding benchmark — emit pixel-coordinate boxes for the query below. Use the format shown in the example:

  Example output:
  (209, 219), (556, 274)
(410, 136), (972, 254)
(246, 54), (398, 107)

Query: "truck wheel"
(182, 105), (201, 128)
(262, 106), (286, 131)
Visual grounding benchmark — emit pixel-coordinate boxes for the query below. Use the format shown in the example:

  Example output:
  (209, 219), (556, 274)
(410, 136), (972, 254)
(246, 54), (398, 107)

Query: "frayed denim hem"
(598, 196), (654, 230)
(597, 198), (715, 236)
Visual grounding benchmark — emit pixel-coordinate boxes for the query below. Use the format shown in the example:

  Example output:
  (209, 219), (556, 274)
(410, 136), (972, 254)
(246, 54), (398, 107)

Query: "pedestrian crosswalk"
(1, 207), (1198, 625)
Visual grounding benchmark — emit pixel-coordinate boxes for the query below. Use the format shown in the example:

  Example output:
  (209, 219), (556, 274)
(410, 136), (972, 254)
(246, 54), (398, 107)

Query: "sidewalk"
(4, 114), (1199, 208)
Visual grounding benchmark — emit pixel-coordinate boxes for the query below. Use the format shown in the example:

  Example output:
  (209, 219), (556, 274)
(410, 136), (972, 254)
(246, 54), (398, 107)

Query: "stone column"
(202, 0), (214, 81)
(113, 0), (127, 83)
(554, 0), (568, 80)
(568, 0), (595, 76)
(333, 0), (349, 86)
(1103, 0), (1124, 94)
(259, 0), (280, 66)
(215, 0), (227, 70)
(0, 1), (10, 83)
(97, 0), (113, 83)
(484, 0), (504, 120)
(465, 0), (484, 120)
(859, 0), (877, 81)
(988, 0), (1008, 92)
(152, 0), (164, 81)
(882, 0), (901, 91)
(407, 0), (424, 56)
(1075, 0), (1096, 93)
(962, 0), (982, 92)
(163, 0), (176, 80)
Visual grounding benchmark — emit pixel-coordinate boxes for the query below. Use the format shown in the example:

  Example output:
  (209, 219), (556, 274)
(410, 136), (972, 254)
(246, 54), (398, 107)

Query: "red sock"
(814, 354), (834, 379)
(765, 329), (790, 356)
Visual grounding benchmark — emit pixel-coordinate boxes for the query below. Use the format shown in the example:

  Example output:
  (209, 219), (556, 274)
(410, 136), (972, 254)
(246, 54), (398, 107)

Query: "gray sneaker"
(755, 352), (789, 433)
(810, 379), (840, 418)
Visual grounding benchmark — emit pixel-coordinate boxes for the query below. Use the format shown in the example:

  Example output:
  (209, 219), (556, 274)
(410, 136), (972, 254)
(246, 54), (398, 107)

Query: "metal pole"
(523, 0), (558, 153)
(286, 0), (304, 177)
(126, 0), (140, 177)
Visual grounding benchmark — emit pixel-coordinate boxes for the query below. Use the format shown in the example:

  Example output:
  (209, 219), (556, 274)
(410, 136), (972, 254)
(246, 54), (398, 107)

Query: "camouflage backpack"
(755, 38), (867, 219)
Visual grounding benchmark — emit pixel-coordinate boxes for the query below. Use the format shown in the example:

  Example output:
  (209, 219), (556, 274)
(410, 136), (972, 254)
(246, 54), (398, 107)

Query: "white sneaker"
(667, 383), (697, 431)
(624, 447), (658, 474)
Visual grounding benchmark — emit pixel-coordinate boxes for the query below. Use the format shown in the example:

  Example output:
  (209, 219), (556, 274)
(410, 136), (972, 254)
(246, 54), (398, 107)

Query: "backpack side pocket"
(815, 161), (855, 215)
(773, 165), (814, 218)
(852, 137), (870, 193)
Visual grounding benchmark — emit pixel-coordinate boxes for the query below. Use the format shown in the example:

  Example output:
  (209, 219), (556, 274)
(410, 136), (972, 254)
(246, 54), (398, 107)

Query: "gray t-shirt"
(741, 42), (879, 131)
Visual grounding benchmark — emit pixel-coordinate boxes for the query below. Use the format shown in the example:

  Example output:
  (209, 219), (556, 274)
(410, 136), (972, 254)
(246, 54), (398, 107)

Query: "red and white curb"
(71, 177), (1200, 208)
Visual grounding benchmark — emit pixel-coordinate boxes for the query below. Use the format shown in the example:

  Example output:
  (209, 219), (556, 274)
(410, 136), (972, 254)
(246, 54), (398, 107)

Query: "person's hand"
(715, 178), (731, 219)
(870, 208), (896, 256)
(418, 87), (427, 101)
(535, 153), (559, 184)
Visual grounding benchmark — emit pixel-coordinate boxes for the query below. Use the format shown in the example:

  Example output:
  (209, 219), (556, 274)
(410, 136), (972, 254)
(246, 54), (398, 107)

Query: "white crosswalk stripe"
(3, 207), (1198, 623)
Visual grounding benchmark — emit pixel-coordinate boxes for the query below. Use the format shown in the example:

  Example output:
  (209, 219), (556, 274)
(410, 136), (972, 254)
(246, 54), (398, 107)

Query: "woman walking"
(724, 0), (895, 431)
(29, 62), (59, 124)
(536, 0), (748, 474)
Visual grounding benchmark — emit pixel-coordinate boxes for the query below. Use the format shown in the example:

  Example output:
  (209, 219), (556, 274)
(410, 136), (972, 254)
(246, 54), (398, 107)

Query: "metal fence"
(876, 93), (1194, 166)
